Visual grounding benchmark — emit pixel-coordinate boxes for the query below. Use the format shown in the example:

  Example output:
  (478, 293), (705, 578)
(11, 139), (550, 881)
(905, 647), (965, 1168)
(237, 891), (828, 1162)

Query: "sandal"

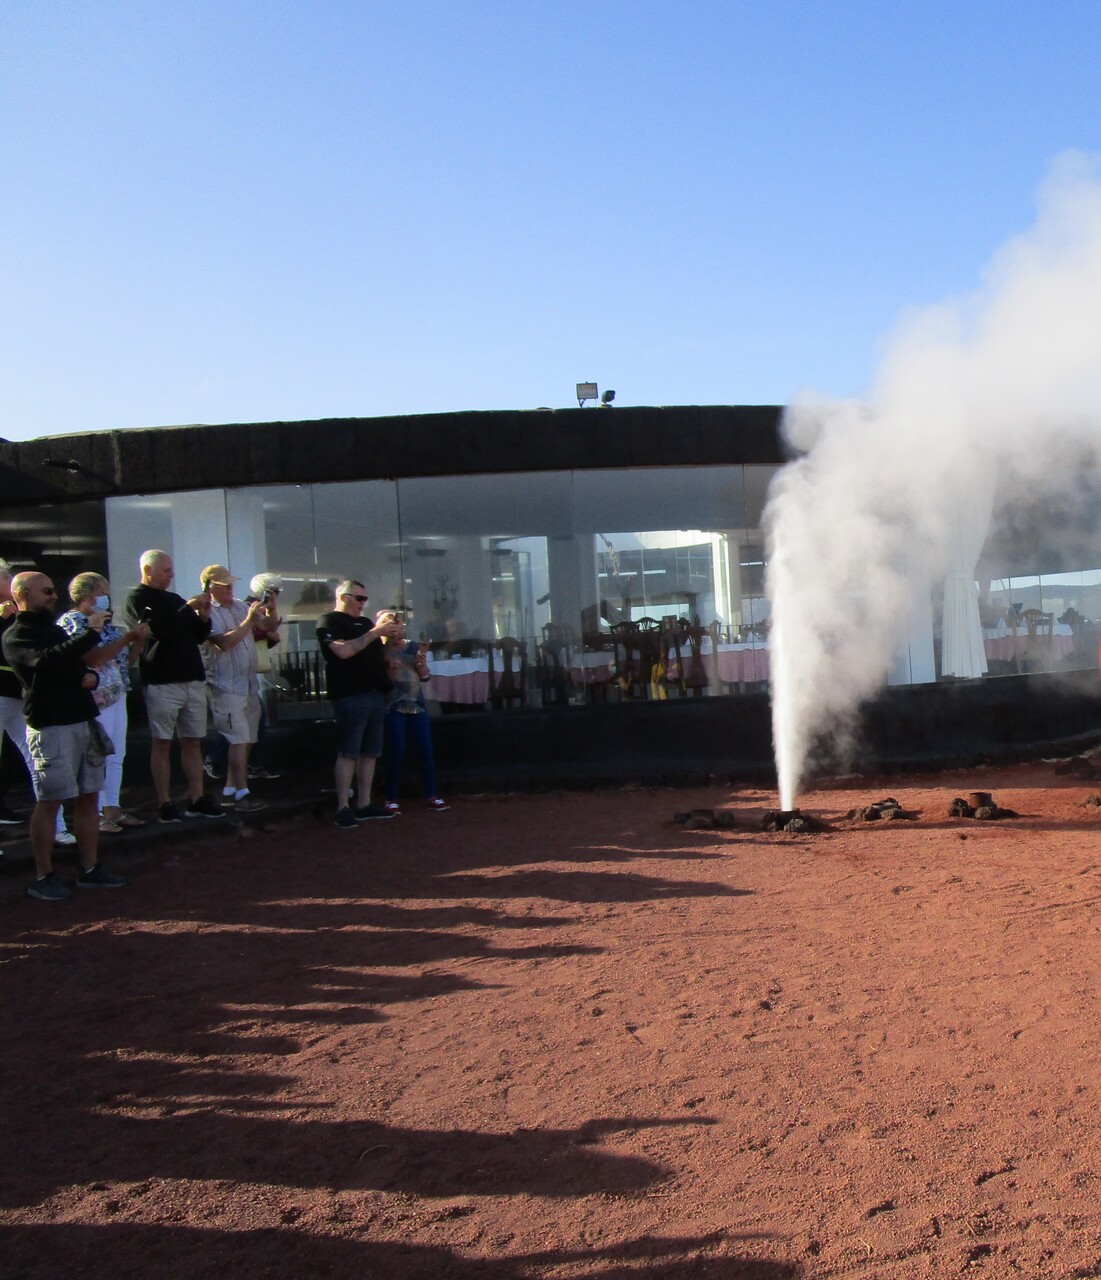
(115, 812), (146, 828)
(98, 818), (124, 834)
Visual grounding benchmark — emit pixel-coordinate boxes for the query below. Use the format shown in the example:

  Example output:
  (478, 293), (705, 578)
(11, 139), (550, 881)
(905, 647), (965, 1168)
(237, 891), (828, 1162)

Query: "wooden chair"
(580, 632), (618, 702)
(536, 623), (571, 706)
(609, 621), (664, 699)
(665, 620), (716, 697)
(1019, 609), (1054, 673)
(488, 637), (528, 709)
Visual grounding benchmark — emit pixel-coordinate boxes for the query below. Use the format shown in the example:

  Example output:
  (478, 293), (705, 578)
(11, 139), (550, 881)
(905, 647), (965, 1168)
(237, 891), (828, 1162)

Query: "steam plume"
(766, 152), (1101, 809)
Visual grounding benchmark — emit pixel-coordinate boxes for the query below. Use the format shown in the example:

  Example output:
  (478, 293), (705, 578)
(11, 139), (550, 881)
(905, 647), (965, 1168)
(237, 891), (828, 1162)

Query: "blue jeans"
(384, 708), (437, 801)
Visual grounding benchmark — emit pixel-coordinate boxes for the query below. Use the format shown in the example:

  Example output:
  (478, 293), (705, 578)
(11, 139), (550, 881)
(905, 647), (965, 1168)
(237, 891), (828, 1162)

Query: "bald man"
(1, 571), (145, 901)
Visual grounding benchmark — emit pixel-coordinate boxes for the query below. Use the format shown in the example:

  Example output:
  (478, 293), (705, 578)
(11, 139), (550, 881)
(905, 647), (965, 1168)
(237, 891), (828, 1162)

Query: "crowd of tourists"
(0, 551), (447, 902)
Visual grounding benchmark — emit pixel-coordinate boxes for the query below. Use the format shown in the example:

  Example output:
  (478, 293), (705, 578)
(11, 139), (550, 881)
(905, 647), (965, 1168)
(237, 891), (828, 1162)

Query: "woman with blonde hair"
(59, 572), (147, 831)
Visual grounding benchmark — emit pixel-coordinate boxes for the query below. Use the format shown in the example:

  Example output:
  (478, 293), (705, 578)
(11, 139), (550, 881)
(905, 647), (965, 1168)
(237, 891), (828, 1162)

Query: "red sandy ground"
(3, 763), (1101, 1278)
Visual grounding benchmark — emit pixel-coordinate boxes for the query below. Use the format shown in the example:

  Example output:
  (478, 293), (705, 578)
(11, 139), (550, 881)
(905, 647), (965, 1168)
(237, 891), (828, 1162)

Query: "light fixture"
(600, 389), (615, 407)
(576, 382), (598, 407)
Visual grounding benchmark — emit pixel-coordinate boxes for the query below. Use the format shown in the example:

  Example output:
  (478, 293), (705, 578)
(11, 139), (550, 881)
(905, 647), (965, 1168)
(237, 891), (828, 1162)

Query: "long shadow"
(1, 1109), (711, 1204)
(0, 1223), (803, 1280)
(1, 802), (764, 1229)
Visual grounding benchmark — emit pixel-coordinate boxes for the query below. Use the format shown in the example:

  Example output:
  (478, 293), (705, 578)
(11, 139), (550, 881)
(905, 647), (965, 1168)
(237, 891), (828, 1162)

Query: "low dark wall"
(273, 671), (1101, 795)
(12, 672), (1098, 803)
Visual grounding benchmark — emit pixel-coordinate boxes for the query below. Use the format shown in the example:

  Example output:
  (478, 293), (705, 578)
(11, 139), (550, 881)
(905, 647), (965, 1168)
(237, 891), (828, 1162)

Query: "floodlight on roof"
(576, 382), (598, 407)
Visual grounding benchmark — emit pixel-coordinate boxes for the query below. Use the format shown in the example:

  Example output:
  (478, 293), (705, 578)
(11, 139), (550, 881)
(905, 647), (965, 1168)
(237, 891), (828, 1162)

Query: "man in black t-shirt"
(316, 579), (399, 829)
(121, 549), (225, 824)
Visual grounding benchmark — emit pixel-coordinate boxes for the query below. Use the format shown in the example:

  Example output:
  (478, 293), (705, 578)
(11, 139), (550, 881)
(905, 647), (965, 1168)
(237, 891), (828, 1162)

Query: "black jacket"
(0, 609), (100, 729)
(122, 584), (211, 684)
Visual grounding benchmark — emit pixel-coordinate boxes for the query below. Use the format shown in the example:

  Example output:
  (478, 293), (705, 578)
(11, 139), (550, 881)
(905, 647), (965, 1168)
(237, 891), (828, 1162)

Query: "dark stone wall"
(0, 405), (786, 507)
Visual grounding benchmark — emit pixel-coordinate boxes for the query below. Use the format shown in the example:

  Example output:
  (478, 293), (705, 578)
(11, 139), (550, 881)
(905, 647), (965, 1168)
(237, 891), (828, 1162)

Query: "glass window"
(102, 463), (785, 710)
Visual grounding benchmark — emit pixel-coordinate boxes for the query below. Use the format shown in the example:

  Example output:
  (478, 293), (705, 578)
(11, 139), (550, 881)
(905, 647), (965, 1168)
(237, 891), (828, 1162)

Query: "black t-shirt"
(316, 610), (391, 700)
(122, 583), (211, 685)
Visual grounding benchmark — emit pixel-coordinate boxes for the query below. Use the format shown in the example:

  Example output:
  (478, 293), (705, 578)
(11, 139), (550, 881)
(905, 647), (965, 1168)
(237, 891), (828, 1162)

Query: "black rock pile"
(845, 797), (918, 822)
(947, 792), (1017, 821)
(759, 809), (832, 833)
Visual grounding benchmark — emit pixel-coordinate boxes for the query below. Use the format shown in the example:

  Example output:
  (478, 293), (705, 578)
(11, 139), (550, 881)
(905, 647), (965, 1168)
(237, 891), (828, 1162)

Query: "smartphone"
(140, 607), (153, 623)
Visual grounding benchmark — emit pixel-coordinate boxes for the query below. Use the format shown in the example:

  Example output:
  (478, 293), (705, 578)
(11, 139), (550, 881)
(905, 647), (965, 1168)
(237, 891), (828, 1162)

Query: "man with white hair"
(122, 549), (225, 823)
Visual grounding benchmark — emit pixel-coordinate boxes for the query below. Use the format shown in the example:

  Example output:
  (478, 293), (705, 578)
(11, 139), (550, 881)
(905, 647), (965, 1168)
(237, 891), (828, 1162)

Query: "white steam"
(766, 151), (1101, 809)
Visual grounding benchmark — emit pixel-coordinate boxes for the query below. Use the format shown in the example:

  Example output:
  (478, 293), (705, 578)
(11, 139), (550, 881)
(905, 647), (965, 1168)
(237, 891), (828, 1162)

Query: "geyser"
(765, 151), (1101, 808)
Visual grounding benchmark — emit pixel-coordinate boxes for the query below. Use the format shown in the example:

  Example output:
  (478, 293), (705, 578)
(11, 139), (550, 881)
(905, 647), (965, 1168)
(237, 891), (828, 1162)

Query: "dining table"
(982, 621), (1074, 665)
(425, 651), (524, 705)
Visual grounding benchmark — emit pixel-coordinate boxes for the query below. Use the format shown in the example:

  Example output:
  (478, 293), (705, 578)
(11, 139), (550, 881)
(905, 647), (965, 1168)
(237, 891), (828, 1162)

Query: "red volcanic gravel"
(4, 763), (1101, 1277)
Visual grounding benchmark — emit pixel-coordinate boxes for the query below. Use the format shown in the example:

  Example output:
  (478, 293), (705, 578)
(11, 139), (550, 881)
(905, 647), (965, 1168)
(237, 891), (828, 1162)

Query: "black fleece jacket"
(0, 609), (100, 729)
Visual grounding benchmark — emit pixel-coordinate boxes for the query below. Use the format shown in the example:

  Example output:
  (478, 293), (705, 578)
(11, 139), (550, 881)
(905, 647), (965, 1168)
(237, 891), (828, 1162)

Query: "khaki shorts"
(27, 721), (109, 802)
(208, 687), (261, 745)
(144, 681), (208, 740)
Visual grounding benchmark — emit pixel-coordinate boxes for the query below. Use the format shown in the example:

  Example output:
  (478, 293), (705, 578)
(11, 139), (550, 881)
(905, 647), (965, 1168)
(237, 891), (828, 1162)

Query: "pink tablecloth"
(715, 644), (770, 684)
(983, 634), (1074, 664)
(426, 656), (490, 704)
(570, 653), (615, 685)
(425, 653), (523, 704)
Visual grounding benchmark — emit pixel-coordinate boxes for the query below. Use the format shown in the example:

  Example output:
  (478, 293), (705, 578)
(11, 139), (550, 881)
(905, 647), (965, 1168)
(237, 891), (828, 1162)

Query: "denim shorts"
(333, 691), (386, 759)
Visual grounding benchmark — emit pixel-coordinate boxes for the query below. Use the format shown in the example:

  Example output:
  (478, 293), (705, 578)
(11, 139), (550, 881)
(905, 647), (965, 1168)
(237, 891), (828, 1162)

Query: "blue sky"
(2, 0), (1099, 440)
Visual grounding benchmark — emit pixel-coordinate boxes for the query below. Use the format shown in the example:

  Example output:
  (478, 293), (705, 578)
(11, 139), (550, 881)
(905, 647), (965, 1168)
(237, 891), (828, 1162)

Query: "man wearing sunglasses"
(316, 579), (399, 829)
(2, 571), (147, 900)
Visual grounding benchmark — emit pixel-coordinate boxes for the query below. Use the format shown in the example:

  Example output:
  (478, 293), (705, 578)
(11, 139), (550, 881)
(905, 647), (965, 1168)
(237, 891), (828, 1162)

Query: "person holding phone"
(316, 579), (399, 829)
(203, 572), (283, 783)
(378, 610), (449, 813)
(121, 549), (225, 824)
(2, 572), (144, 900)
(59, 573), (148, 832)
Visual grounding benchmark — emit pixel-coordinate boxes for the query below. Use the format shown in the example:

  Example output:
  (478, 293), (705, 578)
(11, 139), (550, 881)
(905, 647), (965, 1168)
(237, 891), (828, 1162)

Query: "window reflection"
(102, 465), (785, 713)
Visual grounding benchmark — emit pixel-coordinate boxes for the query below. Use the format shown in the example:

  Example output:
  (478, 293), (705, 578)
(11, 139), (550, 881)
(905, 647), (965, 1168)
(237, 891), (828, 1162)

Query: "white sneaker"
(55, 830), (77, 846)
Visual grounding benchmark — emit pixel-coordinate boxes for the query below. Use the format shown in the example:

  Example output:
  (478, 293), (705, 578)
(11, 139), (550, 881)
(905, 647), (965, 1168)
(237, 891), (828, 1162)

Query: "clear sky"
(2, 0), (1100, 440)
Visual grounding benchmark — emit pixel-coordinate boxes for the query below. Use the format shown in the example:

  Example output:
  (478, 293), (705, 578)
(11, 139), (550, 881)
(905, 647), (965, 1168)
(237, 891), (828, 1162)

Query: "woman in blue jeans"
(379, 611), (449, 813)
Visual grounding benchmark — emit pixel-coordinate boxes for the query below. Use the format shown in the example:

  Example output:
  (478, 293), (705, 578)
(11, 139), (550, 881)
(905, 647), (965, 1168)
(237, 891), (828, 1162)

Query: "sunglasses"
(344, 593), (369, 603)
(42, 587), (57, 596)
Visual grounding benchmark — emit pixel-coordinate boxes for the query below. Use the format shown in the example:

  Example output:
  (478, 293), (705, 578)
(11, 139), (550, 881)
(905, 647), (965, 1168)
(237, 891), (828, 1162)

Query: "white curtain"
(940, 482), (994, 678)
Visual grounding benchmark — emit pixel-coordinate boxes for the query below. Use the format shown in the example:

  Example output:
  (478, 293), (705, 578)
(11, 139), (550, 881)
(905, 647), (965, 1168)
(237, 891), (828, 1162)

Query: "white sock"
(235, 789), (249, 801)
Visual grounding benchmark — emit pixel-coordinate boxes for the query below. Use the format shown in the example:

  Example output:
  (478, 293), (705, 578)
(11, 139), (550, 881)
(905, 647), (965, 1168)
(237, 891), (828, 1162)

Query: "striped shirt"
(204, 599), (257, 695)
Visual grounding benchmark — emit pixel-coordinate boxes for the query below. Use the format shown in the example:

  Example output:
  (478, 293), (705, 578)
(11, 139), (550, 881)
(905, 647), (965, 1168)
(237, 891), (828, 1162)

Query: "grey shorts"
(208, 687), (261, 745)
(27, 721), (110, 802)
(145, 681), (208, 740)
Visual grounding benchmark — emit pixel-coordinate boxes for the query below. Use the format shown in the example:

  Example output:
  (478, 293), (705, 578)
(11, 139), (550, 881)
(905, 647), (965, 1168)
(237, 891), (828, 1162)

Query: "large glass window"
(102, 465), (781, 713)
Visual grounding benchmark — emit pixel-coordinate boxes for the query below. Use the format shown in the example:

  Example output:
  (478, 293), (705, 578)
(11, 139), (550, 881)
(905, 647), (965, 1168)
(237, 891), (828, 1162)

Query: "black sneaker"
(0, 803), (24, 825)
(335, 806), (357, 830)
(233, 794), (267, 813)
(77, 864), (129, 889)
(354, 803), (396, 821)
(202, 756), (221, 780)
(158, 802), (182, 824)
(184, 795), (226, 819)
(26, 873), (71, 902)
(248, 766), (281, 780)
